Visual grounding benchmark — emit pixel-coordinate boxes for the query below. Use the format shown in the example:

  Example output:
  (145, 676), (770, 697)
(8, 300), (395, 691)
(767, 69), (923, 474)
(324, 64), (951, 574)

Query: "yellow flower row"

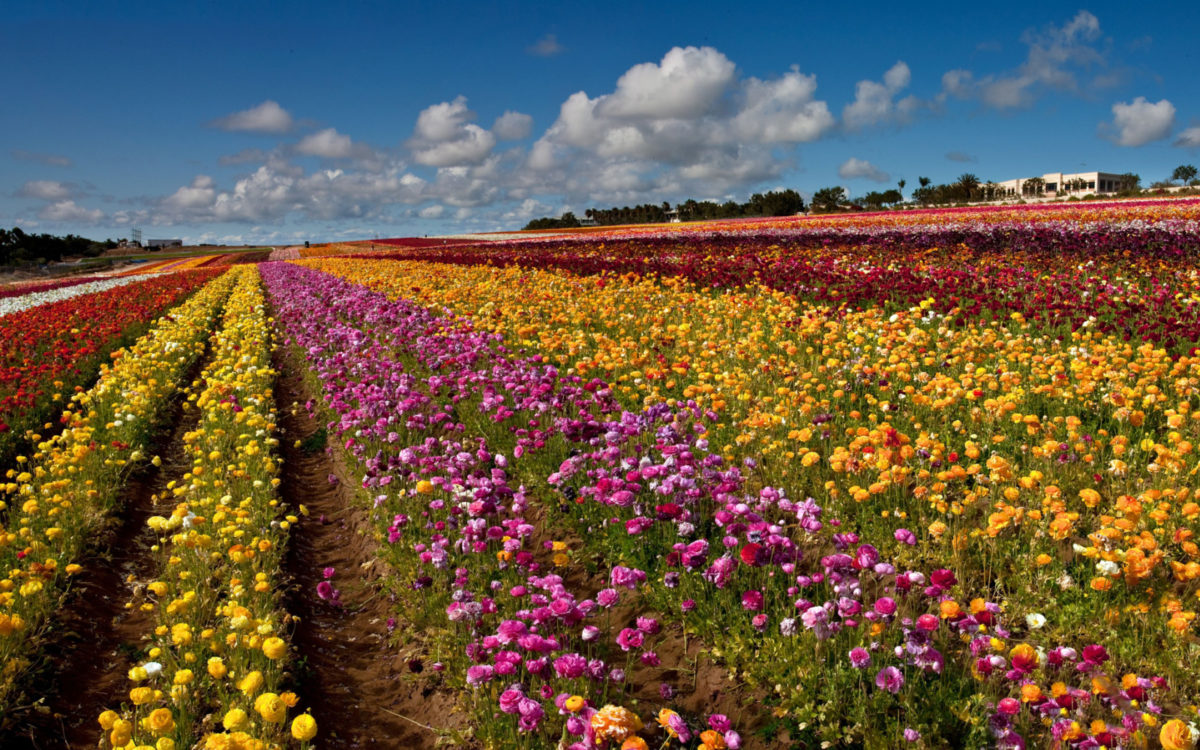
(305, 257), (1200, 645)
(98, 266), (315, 750)
(0, 270), (237, 709)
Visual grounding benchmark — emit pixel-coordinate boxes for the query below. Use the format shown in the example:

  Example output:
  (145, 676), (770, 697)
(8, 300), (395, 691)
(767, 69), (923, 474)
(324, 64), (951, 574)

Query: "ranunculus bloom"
(875, 666), (904, 694)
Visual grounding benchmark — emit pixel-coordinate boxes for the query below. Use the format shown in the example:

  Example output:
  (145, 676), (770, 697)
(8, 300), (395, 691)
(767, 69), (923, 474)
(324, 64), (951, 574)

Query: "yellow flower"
(261, 636), (287, 660)
(142, 707), (176, 736)
(98, 710), (119, 730)
(416, 480), (434, 494)
(222, 708), (248, 731)
(254, 692), (287, 723)
(130, 686), (154, 705)
(110, 719), (133, 747)
(291, 713), (318, 741)
(173, 669), (194, 685)
(237, 670), (263, 695)
(207, 657), (227, 679)
(157, 738), (176, 750)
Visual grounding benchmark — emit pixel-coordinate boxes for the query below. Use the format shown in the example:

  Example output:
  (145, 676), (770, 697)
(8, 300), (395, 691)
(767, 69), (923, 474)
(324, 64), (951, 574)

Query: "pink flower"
(875, 666), (904, 694)
(849, 647), (871, 669)
(616, 627), (644, 651)
(873, 597), (897, 617)
(741, 590), (764, 611)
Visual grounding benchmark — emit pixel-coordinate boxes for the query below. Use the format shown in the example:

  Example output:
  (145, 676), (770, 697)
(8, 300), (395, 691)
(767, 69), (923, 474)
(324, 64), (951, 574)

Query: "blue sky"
(3, 0), (1198, 244)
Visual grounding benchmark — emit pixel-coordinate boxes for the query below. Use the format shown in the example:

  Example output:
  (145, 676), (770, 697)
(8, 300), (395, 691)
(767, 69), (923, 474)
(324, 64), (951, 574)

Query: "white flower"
(1025, 613), (1046, 630)
(0, 276), (144, 318)
(142, 661), (163, 677)
(1096, 560), (1121, 576)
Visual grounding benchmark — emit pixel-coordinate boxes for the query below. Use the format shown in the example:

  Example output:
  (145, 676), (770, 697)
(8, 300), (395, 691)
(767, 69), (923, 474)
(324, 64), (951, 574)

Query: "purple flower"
(875, 666), (904, 694)
(904, 728), (921, 742)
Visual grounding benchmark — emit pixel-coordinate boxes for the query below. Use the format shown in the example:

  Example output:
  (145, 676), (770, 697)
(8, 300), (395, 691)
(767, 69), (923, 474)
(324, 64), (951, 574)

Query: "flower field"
(3, 198), (1200, 749)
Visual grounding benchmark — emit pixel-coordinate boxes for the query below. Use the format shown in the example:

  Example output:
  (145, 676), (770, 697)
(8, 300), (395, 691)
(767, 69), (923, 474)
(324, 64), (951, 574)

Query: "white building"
(993, 171), (1129, 199)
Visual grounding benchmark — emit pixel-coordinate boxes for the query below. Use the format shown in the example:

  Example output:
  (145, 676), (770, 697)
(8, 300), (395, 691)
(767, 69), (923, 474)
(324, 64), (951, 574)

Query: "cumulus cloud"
(598, 46), (737, 120)
(155, 165), (430, 225)
(940, 11), (1106, 109)
(296, 128), (355, 158)
(527, 46), (834, 200)
(210, 100), (294, 133)
(843, 61), (917, 129)
(838, 157), (890, 182)
(1175, 126), (1200, 148)
(17, 180), (76, 200)
(409, 96), (498, 167)
(12, 149), (72, 167)
(1106, 97), (1175, 146)
(418, 204), (446, 219)
(493, 111), (534, 140)
(527, 34), (564, 57)
(37, 200), (104, 223)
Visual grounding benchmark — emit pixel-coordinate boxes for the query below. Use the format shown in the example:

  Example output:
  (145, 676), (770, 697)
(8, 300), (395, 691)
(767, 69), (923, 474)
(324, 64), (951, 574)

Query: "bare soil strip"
(1, 359), (208, 749)
(274, 346), (466, 749)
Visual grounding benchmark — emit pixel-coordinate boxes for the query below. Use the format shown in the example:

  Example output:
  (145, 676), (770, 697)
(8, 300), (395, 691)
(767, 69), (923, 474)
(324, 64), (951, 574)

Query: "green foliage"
(811, 186), (848, 212)
(0, 226), (115, 266)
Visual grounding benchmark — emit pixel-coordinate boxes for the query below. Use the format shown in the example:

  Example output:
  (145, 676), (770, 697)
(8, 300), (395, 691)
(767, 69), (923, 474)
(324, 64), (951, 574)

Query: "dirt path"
(1, 361), (207, 749)
(274, 346), (466, 749)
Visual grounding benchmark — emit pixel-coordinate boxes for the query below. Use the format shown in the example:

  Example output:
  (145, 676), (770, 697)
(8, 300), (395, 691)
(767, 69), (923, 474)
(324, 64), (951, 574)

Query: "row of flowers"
(0, 269), (220, 465)
(298, 258), (1200, 748)
(97, 265), (316, 750)
(0, 275), (108, 300)
(264, 261), (746, 749)
(0, 275), (148, 318)
(0, 269), (237, 713)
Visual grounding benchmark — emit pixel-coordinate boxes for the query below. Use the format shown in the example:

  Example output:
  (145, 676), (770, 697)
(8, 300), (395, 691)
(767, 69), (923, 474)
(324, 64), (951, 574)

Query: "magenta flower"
(849, 647), (871, 669)
(875, 666), (904, 694)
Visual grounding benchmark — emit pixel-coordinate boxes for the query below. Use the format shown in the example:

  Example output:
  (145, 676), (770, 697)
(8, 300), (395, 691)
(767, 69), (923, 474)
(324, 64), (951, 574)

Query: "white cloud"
(732, 68), (835, 143)
(17, 180), (74, 200)
(1108, 97), (1175, 146)
(409, 96), (498, 167)
(838, 157), (890, 182)
(1175, 126), (1200, 148)
(527, 46), (835, 201)
(493, 111), (534, 140)
(418, 204), (446, 218)
(598, 46), (736, 120)
(154, 164), (430, 224)
(527, 34), (564, 57)
(296, 128), (354, 158)
(503, 198), (553, 221)
(37, 200), (104, 223)
(11, 150), (72, 167)
(210, 100), (294, 134)
(844, 61), (913, 129)
(940, 11), (1105, 109)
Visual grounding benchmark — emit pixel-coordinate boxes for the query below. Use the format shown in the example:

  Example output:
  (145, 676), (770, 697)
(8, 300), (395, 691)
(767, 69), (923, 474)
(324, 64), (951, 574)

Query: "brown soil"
(0, 360), (207, 749)
(275, 347), (468, 749)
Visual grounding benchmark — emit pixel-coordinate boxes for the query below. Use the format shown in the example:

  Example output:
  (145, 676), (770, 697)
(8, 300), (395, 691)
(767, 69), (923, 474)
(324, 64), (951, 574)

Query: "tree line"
(1, 227), (117, 266)
(523, 189), (806, 229)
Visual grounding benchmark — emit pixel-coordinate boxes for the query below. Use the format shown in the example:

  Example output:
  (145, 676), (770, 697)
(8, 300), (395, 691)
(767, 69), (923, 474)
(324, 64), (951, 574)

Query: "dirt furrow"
(2, 359), (208, 749)
(274, 346), (465, 749)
